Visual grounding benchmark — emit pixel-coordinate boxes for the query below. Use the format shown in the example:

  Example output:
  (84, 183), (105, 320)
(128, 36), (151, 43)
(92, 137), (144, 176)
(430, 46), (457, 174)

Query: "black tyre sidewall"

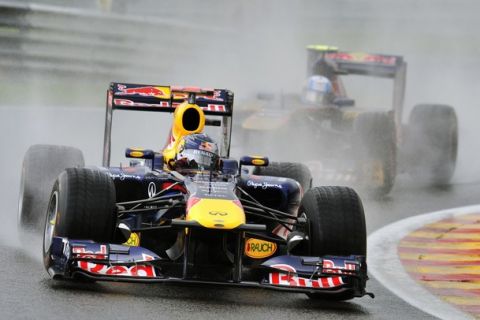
(54, 170), (72, 238)
(298, 186), (366, 256)
(407, 104), (458, 185)
(43, 179), (61, 269)
(354, 112), (397, 196)
(18, 145), (84, 232)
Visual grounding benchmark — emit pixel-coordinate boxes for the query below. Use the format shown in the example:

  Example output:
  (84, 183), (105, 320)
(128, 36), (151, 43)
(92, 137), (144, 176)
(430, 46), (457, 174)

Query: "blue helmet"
(303, 75), (333, 105)
(173, 133), (220, 172)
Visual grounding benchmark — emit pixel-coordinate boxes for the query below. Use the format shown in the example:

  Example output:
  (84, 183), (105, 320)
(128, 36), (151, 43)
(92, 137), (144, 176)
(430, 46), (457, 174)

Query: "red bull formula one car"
(18, 83), (372, 300)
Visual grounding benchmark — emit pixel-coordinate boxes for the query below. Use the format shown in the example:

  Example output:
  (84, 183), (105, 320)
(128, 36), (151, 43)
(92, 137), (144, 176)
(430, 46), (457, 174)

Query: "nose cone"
(186, 198), (245, 229)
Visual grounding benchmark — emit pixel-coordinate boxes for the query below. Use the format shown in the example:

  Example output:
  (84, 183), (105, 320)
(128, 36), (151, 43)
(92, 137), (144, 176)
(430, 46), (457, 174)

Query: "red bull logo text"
(116, 85), (169, 98)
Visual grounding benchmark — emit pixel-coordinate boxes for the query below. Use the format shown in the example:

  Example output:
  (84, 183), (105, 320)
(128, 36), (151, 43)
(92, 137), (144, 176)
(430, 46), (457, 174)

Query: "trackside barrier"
(0, 1), (233, 77)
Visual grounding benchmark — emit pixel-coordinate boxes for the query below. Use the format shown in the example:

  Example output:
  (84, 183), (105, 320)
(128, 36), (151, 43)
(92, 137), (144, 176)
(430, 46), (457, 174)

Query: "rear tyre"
(43, 168), (116, 272)
(354, 112), (397, 197)
(18, 145), (84, 232)
(253, 162), (313, 192)
(296, 186), (366, 301)
(406, 104), (457, 186)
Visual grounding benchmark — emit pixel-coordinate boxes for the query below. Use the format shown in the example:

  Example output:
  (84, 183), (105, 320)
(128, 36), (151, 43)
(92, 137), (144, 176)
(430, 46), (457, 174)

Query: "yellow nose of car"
(187, 198), (245, 229)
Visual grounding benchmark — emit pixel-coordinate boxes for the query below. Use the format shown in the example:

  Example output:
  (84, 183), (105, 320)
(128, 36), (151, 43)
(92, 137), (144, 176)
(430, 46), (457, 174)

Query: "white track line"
(368, 205), (480, 320)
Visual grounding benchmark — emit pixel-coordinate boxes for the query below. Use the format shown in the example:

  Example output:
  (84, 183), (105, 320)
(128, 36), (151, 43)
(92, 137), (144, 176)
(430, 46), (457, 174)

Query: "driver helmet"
(303, 75), (333, 106)
(172, 133), (220, 172)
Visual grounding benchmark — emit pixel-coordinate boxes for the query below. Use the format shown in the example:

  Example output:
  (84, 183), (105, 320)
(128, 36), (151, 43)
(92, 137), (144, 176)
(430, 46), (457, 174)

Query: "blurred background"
(1, 0), (480, 244)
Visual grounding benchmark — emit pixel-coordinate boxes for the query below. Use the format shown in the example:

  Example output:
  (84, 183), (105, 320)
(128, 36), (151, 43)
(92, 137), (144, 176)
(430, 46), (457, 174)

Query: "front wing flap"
(47, 237), (163, 280)
(261, 254), (370, 297)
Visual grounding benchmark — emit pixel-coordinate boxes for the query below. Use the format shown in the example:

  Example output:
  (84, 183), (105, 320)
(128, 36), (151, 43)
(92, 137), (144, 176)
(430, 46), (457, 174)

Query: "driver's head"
(303, 75), (333, 106)
(172, 133), (220, 173)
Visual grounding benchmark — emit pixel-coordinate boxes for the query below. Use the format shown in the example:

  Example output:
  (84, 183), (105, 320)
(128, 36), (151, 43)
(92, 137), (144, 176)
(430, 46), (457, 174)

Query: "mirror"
(125, 148), (155, 159)
(333, 97), (355, 107)
(239, 155), (269, 167)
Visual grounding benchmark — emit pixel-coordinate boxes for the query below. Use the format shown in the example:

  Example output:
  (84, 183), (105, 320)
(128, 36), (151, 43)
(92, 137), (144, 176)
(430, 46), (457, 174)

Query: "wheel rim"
(371, 160), (385, 187)
(43, 191), (58, 255)
(17, 166), (26, 227)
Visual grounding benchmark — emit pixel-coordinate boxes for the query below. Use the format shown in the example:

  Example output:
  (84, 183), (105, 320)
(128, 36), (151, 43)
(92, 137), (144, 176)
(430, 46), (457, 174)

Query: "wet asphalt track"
(2, 178), (480, 320)
(2, 1), (480, 318)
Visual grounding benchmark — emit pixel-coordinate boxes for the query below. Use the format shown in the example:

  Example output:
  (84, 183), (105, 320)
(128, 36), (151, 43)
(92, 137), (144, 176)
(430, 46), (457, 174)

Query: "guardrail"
(0, 1), (233, 78)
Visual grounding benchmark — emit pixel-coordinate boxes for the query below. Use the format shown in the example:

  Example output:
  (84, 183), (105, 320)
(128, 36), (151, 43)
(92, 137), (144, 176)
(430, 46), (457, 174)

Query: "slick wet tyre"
(253, 162), (313, 192)
(354, 112), (397, 197)
(406, 104), (458, 186)
(18, 144), (84, 232)
(43, 168), (116, 272)
(299, 186), (366, 256)
(296, 186), (366, 301)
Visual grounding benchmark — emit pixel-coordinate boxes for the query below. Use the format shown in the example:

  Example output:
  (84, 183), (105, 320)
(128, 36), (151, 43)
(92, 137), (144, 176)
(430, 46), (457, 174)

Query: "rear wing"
(306, 45), (407, 127)
(108, 83), (233, 115)
(306, 45), (404, 78)
(103, 83), (234, 166)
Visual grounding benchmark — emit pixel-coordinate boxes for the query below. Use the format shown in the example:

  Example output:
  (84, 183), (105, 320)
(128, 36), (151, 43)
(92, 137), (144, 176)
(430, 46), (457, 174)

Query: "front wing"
(47, 237), (371, 297)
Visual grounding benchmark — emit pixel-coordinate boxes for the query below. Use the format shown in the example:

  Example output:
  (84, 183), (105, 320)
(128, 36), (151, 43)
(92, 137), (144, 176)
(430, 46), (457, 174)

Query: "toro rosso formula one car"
(18, 83), (372, 300)
(238, 45), (458, 196)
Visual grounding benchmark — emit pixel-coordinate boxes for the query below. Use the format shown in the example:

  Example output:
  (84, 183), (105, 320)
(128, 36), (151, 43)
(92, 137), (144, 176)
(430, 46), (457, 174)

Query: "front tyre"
(43, 168), (116, 273)
(295, 186), (366, 300)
